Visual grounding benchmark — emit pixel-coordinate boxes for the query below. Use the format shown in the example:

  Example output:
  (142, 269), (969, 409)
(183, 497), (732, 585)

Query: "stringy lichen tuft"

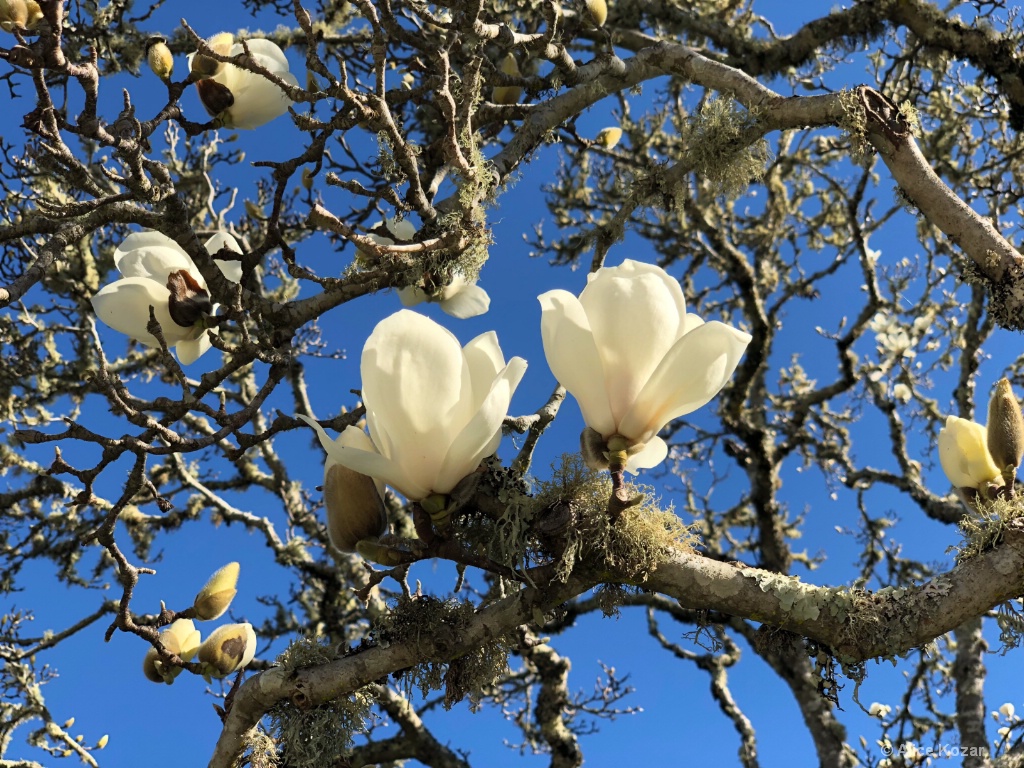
(267, 635), (374, 768)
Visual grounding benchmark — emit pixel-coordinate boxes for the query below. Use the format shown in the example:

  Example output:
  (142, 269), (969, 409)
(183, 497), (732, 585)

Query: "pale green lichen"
(683, 96), (771, 198)
(955, 493), (1024, 562)
(371, 596), (513, 709)
(267, 636), (374, 768)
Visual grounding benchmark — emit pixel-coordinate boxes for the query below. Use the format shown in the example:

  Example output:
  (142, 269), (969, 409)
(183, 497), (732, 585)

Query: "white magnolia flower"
(539, 259), (751, 473)
(189, 34), (298, 130)
(869, 702), (892, 718)
(399, 273), (491, 319)
(1000, 702), (1016, 720)
(938, 415), (1001, 490)
(301, 310), (527, 500)
(91, 231), (242, 364)
(361, 218), (490, 319)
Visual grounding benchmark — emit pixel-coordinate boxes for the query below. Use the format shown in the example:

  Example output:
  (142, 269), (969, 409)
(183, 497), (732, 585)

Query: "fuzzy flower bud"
(142, 619), (201, 684)
(595, 126), (622, 149)
(987, 378), (1024, 477)
(193, 562), (240, 621)
(492, 54), (522, 105)
(197, 622), (257, 678)
(145, 36), (174, 81)
(585, 0), (608, 26)
(323, 462), (389, 552)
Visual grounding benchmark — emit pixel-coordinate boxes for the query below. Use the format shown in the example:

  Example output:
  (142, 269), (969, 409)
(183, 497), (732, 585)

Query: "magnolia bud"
(146, 36), (174, 81)
(987, 378), (1024, 476)
(197, 622), (257, 678)
(595, 126), (622, 149)
(0, 0), (28, 31)
(323, 463), (388, 552)
(492, 54), (522, 106)
(580, 427), (610, 470)
(584, 0), (608, 26)
(193, 562), (240, 620)
(166, 269), (212, 328)
(96, 735), (109, 749)
(938, 415), (1002, 491)
(142, 618), (202, 684)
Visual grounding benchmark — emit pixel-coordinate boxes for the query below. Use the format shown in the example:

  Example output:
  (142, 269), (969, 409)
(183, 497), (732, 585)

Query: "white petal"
(91, 277), (193, 348)
(361, 311), (466, 494)
(462, 331), (506, 396)
(538, 290), (616, 436)
(436, 356), (527, 492)
(205, 232), (244, 283)
(328, 442), (430, 501)
(580, 265), (684, 425)
(440, 282), (490, 318)
(398, 285), (427, 307)
(624, 436), (669, 473)
(114, 232), (196, 283)
(219, 69), (298, 130)
(385, 218), (416, 241)
(298, 416), (388, 500)
(620, 320), (751, 442)
(230, 39), (290, 72)
(176, 331), (214, 365)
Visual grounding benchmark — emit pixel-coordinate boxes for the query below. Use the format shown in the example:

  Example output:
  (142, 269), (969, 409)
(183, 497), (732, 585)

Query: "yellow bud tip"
(193, 562), (240, 621)
(595, 126), (622, 149)
(585, 0), (608, 26)
(63, 717), (74, 728)
(97, 735), (109, 749)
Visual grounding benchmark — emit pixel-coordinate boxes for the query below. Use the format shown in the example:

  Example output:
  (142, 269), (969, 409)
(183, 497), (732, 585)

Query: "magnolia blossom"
(539, 259), (751, 472)
(91, 231), (242, 364)
(301, 310), (526, 501)
(938, 415), (1001, 490)
(189, 34), (298, 130)
(360, 218), (490, 318)
(142, 618), (201, 684)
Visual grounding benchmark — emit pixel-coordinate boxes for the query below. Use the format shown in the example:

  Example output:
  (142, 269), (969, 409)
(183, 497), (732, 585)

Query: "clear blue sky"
(7, 1), (1024, 766)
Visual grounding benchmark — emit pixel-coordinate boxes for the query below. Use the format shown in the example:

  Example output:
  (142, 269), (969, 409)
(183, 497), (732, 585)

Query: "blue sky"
(5, 1), (1024, 766)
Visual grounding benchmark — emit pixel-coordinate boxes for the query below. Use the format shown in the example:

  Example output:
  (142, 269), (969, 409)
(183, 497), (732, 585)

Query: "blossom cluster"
(142, 562), (257, 685)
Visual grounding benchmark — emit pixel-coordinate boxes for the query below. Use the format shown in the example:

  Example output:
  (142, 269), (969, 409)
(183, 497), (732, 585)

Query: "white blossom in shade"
(398, 273), (491, 319)
(938, 415), (1001, 490)
(538, 259), (751, 473)
(869, 702), (892, 718)
(893, 383), (912, 403)
(1000, 703), (1016, 720)
(300, 310), (527, 501)
(91, 231), (242, 365)
(188, 35), (298, 130)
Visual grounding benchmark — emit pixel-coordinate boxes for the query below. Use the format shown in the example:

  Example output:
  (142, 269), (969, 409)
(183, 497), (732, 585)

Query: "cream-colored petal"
(230, 38), (290, 72)
(619, 320), (751, 442)
(385, 217), (416, 241)
(114, 232), (196, 283)
(580, 266), (683, 424)
(299, 416), (391, 500)
(205, 232), (244, 283)
(398, 285), (427, 307)
(326, 442), (430, 501)
(92, 277), (193, 348)
(219, 68), (298, 129)
(440, 282), (490, 319)
(462, 331), (506, 399)
(176, 331), (213, 365)
(623, 437), (668, 473)
(435, 356), (527, 492)
(538, 290), (616, 436)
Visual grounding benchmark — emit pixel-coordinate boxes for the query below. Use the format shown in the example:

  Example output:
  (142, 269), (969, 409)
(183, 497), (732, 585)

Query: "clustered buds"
(142, 562), (256, 685)
(938, 378), (1024, 505)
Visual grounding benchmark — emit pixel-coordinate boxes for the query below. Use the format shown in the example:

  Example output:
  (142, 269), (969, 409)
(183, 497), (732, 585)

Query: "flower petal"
(620, 320), (751, 442)
(114, 232), (196, 283)
(91, 277), (193, 348)
(580, 264), (684, 425)
(398, 286), (427, 307)
(219, 67), (298, 129)
(176, 331), (214, 365)
(205, 232), (244, 283)
(462, 331), (506, 397)
(538, 290), (616, 436)
(624, 436), (668, 473)
(298, 416), (391, 500)
(440, 282), (490, 319)
(435, 356), (528, 492)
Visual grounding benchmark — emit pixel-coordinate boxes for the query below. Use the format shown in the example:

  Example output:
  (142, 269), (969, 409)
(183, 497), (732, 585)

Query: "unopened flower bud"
(142, 618), (201, 684)
(987, 378), (1024, 477)
(193, 562), (240, 620)
(96, 735), (109, 749)
(63, 717), (74, 729)
(595, 126), (622, 149)
(146, 36), (174, 81)
(492, 53), (522, 105)
(166, 269), (212, 328)
(0, 0), (28, 31)
(197, 622), (256, 678)
(938, 415), (1002, 491)
(585, 0), (608, 26)
(323, 463), (388, 552)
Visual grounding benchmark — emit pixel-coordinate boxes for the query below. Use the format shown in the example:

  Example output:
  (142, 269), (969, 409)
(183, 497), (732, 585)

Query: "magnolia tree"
(5, 0), (1024, 766)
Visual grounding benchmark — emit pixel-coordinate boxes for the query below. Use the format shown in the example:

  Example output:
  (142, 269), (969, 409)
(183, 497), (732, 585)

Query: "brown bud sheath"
(166, 269), (212, 327)
(580, 427), (610, 470)
(323, 463), (388, 552)
(988, 377), (1024, 472)
(195, 78), (235, 118)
